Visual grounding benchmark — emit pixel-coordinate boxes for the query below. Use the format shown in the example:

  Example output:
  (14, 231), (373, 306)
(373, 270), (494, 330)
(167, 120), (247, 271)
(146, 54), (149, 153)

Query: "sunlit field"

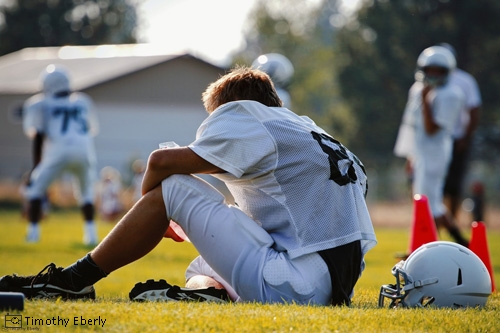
(0, 209), (498, 332)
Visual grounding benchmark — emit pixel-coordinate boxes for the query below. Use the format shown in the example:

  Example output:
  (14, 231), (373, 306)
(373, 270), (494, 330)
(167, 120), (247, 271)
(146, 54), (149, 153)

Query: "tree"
(240, 0), (500, 167)
(335, 0), (500, 164)
(0, 0), (139, 56)
(236, 0), (358, 144)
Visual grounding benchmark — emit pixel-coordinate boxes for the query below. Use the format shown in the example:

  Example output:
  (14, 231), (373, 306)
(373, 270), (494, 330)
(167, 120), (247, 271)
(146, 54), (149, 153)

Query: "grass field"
(0, 209), (499, 332)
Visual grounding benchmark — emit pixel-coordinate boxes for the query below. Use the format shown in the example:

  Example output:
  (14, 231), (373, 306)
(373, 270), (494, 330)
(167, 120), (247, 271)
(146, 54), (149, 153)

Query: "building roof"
(0, 44), (224, 94)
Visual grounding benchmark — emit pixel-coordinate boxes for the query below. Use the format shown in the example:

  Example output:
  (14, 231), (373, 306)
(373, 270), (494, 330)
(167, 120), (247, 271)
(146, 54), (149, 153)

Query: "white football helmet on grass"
(379, 241), (491, 308)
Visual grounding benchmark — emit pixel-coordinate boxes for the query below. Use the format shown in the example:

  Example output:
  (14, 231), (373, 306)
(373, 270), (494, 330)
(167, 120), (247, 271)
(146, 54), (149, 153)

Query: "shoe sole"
(31, 284), (95, 300)
(129, 279), (229, 303)
(14, 284), (95, 300)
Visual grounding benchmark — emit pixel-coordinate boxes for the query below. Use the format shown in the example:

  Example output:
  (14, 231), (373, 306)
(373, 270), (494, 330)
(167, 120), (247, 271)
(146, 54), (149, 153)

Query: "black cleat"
(0, 263), (95, 300)
(129, 279), (230, 303)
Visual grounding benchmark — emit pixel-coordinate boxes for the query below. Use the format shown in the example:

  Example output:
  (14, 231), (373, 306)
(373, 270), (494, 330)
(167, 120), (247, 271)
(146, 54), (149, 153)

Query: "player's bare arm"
(32, 132), (44, 167)
(141, 147), (224, 195)
(421, 85), (440, 135)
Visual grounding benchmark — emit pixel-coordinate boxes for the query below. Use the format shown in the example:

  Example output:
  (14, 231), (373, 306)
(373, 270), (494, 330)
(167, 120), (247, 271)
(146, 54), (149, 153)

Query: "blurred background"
(0, 0), (498, 226)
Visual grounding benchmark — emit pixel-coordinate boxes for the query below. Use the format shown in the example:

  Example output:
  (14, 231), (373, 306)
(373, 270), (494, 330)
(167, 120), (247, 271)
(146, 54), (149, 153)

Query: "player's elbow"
(147, 150), (165, 170)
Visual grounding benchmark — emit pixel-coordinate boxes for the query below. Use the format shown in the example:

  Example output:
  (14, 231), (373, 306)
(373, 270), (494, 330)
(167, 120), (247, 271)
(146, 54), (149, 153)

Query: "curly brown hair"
(202, 66), (283, 113)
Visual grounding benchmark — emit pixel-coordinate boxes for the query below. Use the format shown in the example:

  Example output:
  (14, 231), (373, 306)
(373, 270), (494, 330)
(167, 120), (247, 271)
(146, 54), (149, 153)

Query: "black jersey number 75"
(52, 106), (88, 134)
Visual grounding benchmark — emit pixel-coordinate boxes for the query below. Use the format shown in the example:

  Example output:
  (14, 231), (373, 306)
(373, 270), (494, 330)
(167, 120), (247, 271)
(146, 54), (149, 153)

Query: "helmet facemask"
(414, 45), (456, 88)
(379, 261), (438, 308)
(415, 66), (449, 87)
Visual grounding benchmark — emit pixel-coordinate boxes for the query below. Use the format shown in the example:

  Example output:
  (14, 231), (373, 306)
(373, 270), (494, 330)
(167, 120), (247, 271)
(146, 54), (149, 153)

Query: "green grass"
(0, 210), (499, 332)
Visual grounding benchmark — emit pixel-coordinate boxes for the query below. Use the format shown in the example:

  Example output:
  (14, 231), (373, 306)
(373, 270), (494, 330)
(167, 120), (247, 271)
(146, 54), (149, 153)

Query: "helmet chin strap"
(404, 277), (439, 291)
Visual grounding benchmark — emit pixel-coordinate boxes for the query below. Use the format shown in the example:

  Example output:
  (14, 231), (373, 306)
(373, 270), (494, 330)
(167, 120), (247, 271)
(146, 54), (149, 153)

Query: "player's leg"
(2, 174), (330, 303)
(24, 159), (65, 242)
(81, 203), (97, 245)
(443, 149), (464, 218)
(159, 174), (332, 304)
(89, 186), (168, 273)
(445, 141), (472, 219)
(434, 214), (468, 247)
(416, 162), (468, 246)
(0, 186), (169, 299)
(74, 160), (99, 245)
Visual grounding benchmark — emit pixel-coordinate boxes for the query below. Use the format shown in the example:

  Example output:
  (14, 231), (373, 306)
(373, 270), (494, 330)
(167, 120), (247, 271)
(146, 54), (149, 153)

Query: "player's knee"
(163, 174), (226, 203)
(142, 185), (164, 205)
(81, 203), (95, 220)
(28, 198), (43, 221)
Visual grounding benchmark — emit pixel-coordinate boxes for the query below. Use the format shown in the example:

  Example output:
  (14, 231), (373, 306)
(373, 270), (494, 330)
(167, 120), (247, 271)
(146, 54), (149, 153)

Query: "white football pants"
(26, 146), (96, 204)
(161, 174), (332, 304)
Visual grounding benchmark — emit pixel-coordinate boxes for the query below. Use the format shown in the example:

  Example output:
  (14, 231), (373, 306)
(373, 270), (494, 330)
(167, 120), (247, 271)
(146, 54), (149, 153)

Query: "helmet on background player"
(414, 46), (456, 87)
(41, 64), (71, 96)
(252, 53), (294, 88)
(378, 241), (491, 308)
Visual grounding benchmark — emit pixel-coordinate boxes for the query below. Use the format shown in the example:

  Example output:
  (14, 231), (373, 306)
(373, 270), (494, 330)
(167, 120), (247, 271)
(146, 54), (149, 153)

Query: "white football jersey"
(189, 100), (376, 259)
(400, 81), (464, 168)
(448, 69), (482, 139)
(23, 92), (98, 157)
(22, 92), (98, 203)
(395, 81), (464, 216)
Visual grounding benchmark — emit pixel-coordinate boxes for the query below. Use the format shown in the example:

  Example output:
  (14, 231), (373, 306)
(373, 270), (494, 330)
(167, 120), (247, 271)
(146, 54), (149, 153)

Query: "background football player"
(23, 64), (99, 245)
(394, 46), (468, 246)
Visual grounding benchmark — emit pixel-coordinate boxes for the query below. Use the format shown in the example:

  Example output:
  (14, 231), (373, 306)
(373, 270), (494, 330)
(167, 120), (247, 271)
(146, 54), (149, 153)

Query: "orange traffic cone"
(408, 194), (439, 254)
(469, 221), (495, 292)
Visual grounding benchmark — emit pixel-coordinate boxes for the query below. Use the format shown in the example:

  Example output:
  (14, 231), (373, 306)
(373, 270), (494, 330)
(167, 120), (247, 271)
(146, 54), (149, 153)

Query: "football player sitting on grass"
(1, 67), (376, 306)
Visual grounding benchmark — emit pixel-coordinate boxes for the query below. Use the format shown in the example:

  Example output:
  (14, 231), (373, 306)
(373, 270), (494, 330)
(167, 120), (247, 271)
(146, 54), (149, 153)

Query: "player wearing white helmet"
(22, 64), (99, 245)
(252, 53), (294, 108)
(379, 241), (491, 308)
(438, 43), (482, 221)
(414, 45), (456, 86)
(1, 67), (376, 306)
(394, 46), (468, 246)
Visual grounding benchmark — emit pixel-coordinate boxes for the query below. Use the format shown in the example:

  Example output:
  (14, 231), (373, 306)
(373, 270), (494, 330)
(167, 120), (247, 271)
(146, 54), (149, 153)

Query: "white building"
(0, 44), (227, 183)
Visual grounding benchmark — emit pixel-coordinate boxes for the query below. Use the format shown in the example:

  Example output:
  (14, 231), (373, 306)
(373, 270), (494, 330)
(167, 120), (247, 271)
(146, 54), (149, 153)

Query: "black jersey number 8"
(311, 131), (365, 187)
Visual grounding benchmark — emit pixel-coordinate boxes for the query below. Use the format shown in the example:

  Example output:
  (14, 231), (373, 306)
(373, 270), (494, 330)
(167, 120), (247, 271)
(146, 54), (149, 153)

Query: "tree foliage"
(236, 0), (358, 145)
(0, 0), (139, 56)
(240, 0), (500, 166)
(335, 0), (500, 164)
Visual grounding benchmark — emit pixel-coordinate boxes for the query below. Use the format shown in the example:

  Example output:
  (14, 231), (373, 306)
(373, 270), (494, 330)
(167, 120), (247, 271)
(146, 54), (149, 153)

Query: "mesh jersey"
(189, 100), (376, 259)
(23, 92), (98, 157)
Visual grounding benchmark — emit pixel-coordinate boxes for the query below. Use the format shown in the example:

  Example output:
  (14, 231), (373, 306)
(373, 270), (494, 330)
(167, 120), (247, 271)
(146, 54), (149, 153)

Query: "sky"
(136, 0), (259, 65)
(136, 0), (361, 66)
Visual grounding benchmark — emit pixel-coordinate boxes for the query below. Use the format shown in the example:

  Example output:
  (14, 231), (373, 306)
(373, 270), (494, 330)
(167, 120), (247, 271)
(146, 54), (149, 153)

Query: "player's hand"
(405, 159), (413, 176)
(421, 85), (432, 100)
